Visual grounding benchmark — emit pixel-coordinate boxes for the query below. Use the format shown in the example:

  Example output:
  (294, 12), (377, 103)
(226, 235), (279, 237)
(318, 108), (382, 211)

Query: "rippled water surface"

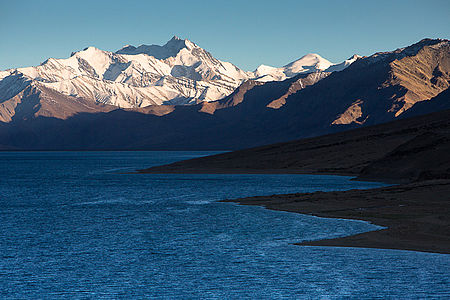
(0, 151), (449, 298)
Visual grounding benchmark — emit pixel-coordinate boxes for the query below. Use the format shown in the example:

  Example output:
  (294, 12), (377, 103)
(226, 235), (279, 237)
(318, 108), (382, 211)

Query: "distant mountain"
(0, 36), (354, 122)
(0, 38), (448, 150)
(253, 54), (359, 82)
(271, 38), (450, 133)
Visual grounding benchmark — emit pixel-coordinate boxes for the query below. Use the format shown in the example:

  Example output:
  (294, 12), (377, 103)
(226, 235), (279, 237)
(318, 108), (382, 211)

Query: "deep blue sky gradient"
(0, 0), (449, 71)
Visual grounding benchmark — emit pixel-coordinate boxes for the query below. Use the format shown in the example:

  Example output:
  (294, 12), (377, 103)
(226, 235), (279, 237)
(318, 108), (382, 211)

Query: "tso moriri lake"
(0, 151), (449, 298)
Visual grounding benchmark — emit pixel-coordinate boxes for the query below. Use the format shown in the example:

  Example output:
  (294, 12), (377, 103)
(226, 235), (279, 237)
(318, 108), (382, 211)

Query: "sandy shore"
(222, 180), (450, 254)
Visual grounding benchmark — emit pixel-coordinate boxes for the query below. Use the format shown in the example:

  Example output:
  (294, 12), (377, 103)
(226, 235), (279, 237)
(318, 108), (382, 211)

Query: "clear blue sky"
(1, 0), (449, 71)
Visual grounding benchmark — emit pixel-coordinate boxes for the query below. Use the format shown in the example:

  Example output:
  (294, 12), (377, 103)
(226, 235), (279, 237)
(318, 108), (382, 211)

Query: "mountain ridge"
(0, 36), (358, 123)
(0, 38), (448, 150)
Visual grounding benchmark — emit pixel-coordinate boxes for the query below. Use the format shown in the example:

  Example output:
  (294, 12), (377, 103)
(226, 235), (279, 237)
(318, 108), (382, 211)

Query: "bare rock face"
(266, 72), (330, 109)
(331, 100), (365, 125)
(199, 80), (265, 114)
(385, 40), (450, 116)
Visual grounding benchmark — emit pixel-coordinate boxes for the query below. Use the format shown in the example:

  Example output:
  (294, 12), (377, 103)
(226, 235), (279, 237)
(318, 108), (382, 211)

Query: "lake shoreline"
(140, 167), (450, 254)
(221, 179), (450, 254)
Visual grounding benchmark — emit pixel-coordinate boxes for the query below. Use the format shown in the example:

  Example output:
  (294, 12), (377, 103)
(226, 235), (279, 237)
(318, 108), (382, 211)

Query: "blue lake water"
(0, 151), (449, 299)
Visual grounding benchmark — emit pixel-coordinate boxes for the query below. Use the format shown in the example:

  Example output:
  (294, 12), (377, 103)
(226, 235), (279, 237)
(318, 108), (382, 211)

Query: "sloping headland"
(139, 109), (450, 253)
(224, 180), (450, 254)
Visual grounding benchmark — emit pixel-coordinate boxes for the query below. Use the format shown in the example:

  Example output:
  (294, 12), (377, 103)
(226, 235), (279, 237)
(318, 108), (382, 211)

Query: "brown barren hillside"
(139, 108), (450, 183)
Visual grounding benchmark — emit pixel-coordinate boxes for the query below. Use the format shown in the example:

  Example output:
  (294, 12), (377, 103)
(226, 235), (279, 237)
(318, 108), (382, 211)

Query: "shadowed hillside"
(140, 108), (450, 183)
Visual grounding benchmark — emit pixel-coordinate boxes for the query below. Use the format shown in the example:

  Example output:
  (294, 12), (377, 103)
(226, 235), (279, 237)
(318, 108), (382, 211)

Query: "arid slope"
(140, 108), (450, 183)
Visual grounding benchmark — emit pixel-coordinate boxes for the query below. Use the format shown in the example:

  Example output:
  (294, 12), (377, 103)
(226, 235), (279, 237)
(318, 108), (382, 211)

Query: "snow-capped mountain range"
(0, 38), (448, 150)
(0, 36), (359, 111)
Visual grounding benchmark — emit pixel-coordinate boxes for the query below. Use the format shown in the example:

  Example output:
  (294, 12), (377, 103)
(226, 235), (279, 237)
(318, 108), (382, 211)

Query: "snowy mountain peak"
(116, 36), (197, 60)
(325, 54), (361, 72)
(295, 53), (326, 61)
(250, 52), (363, 82)
(253, 53), (335, 82)
(116, 44), (137, 53)
(284, 54), (332, 77)
(70, 46), (108, 59)
(83, 46), (100, 52)
(168, 35), (191, 45)
(348, 54), (361, 60)
(162, 35), (197, 53)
